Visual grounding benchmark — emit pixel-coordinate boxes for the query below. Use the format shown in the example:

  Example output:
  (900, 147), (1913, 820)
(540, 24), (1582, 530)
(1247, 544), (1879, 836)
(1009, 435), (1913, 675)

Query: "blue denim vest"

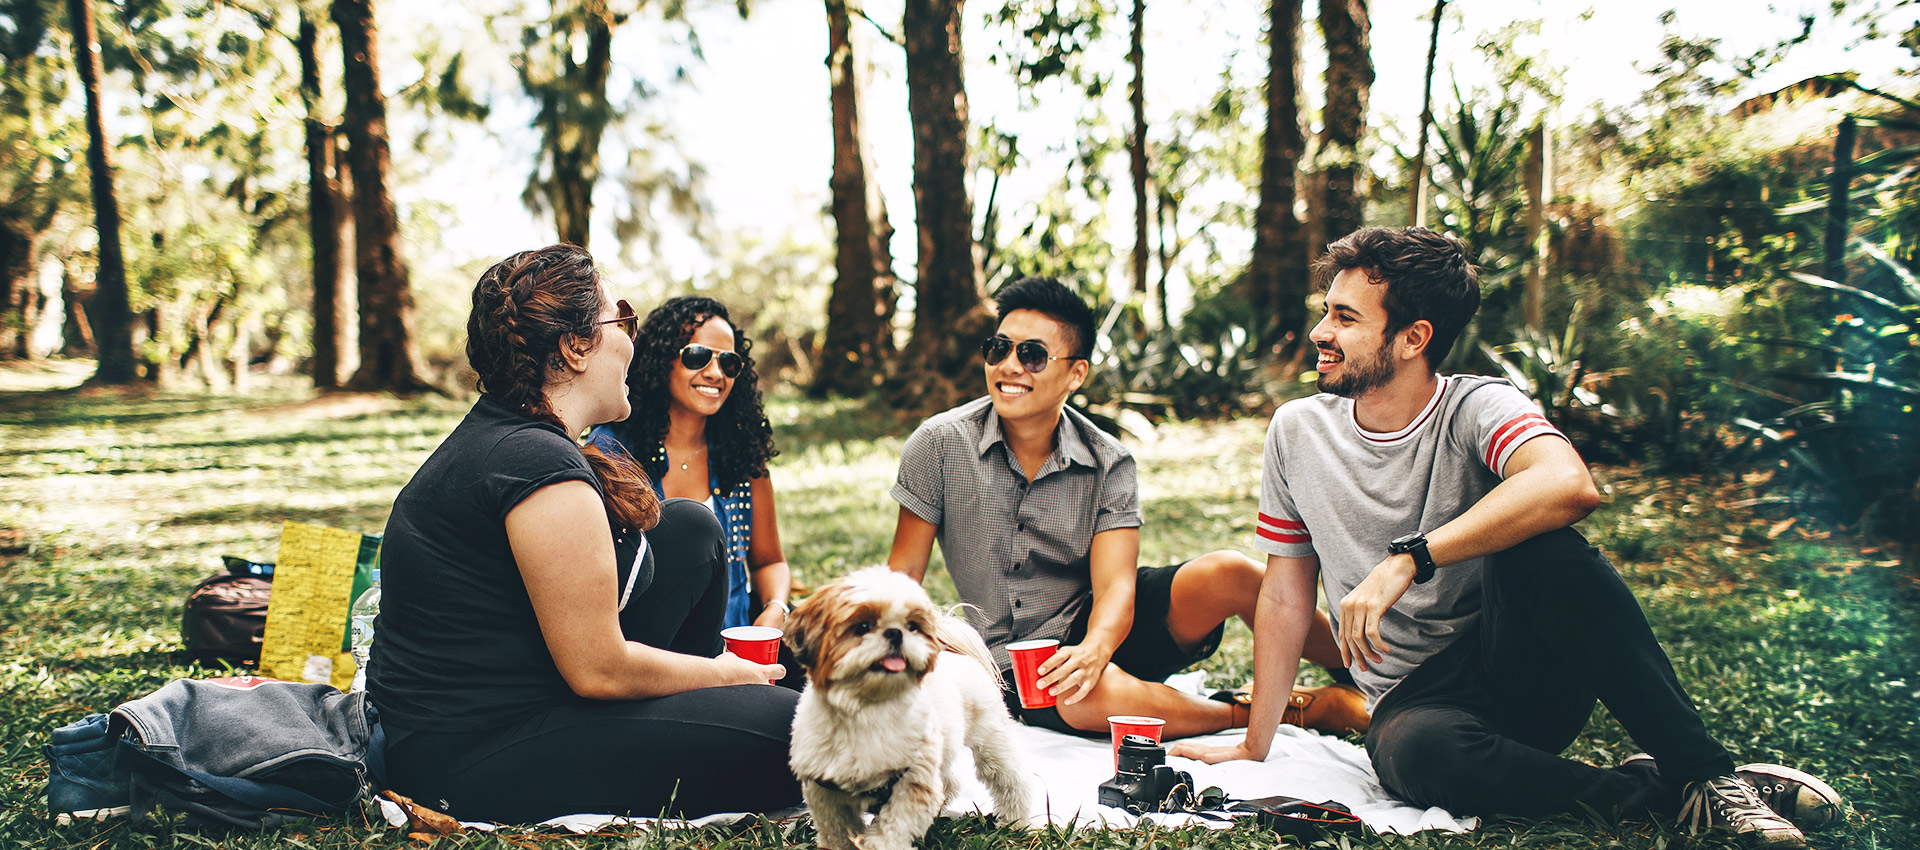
(586, 426), (755, 628)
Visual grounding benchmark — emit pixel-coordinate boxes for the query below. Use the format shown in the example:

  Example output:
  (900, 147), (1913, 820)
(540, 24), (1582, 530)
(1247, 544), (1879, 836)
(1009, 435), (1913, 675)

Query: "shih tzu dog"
(785, 567), (1034, 850)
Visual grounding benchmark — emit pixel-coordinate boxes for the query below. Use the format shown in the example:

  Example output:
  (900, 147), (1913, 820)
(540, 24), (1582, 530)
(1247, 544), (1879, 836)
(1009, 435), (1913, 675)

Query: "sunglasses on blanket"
(981, 335), (1085, 374)
(679, 343), (745, 378)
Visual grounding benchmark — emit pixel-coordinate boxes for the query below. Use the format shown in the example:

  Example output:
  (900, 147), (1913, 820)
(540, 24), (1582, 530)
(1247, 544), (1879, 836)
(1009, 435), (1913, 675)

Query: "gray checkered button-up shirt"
(891, 396), (1143, 671)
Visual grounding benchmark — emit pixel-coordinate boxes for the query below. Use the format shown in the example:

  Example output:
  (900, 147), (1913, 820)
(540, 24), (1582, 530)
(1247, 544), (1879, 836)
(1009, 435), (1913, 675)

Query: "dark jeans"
(1365, 527), (1734, 820)
(387, 498), (802, 822)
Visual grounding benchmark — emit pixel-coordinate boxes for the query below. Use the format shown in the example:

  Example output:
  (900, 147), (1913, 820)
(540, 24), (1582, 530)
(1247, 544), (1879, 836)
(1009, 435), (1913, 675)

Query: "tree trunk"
(1126, 0), (1148, 311)
(0, 214), (30, 357)
(67, 0), (137, 384)
(895, 0), (988, 407)
(1318, 0), (1371, 245)
(1247, 0), (1309, 358)
(815, 0), (897, 398)
(300, 11), (350, 389)
(532, 4), (615, 248)
(61, 265), (93, 357)
(1408, 0), (1444, 227)
(1522, 121), (1548, 333)
(333, 0), (433, 393)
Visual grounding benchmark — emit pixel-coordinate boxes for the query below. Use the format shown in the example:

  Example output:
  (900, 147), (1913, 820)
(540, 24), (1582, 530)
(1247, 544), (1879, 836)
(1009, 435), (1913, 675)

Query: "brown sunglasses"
(594, 299), (639, 340)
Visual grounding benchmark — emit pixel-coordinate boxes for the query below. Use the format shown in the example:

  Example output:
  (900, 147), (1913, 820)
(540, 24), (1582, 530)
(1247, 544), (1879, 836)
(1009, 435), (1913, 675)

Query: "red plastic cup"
(722, 625), (782, 683)
(1108, 715), (1167, 769)
(1006, 638), (1060, 709)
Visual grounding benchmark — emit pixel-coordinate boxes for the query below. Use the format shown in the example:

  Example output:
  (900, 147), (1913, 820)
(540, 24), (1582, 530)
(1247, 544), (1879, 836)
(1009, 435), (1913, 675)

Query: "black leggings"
(1365, 527), (1734, 820)
(386, 499), (802, 823)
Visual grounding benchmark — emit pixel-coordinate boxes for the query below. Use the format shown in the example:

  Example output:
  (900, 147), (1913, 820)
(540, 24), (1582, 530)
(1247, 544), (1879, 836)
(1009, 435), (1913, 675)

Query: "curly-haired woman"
(370, 247), (800, 823)
(588, 296), (793, 636)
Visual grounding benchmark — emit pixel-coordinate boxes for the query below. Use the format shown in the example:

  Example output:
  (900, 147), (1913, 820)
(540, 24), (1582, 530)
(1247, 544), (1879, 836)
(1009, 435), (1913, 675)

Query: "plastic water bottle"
(348, 568), (381, 692)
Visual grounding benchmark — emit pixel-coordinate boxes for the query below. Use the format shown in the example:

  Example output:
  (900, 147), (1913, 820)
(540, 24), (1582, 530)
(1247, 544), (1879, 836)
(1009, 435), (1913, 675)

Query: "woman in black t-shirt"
(370, 245), (801, 823)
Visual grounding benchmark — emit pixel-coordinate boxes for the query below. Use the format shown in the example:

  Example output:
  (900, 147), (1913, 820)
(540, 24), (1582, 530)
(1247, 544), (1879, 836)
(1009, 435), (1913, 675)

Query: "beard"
(1317, 334), (1397, 398)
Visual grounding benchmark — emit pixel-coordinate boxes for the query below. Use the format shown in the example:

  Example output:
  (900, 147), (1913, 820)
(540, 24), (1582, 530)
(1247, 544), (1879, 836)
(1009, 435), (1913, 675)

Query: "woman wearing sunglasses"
(370, 247), (800, 823)
(589, 296), (794, 642)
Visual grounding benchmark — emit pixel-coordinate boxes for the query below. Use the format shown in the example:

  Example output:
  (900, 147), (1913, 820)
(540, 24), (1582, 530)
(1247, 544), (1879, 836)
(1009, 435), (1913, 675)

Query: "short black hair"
(1317, 226), (1479, 369)
(992, 275), (1097, 360)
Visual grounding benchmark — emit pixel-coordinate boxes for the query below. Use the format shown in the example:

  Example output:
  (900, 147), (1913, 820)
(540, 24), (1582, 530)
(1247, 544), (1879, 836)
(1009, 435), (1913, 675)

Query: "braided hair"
(466, 245), (661, 532)
(612, 296), (776, 492)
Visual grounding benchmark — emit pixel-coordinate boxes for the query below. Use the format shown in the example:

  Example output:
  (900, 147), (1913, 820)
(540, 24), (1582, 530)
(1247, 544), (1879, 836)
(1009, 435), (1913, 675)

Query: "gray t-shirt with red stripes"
(1254, 375), (1567, 706)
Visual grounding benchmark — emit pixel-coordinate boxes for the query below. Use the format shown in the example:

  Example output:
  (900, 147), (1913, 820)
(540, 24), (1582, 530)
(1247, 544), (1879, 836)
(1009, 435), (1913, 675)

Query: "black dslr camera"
(1097, 734), (1197, 814)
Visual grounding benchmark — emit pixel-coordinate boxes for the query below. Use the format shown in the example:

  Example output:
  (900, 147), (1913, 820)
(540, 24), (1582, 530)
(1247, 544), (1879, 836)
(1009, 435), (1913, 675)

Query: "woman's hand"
(1169, 738), (1265, 764)
(751, 602), (788, 629)
(716, 651), (785, 685)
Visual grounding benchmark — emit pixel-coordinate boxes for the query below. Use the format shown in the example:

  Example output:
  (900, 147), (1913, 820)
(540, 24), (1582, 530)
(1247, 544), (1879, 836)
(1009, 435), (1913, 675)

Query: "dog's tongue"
(882, 656), (907, 673)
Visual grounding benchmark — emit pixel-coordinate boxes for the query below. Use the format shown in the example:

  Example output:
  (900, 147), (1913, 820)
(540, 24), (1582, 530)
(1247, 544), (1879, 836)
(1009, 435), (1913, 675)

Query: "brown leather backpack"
(181, 558), (274, 666)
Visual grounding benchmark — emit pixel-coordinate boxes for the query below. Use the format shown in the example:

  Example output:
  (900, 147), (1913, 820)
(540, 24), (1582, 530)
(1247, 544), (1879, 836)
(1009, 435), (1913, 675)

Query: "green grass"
(1, 361), (1914, 849)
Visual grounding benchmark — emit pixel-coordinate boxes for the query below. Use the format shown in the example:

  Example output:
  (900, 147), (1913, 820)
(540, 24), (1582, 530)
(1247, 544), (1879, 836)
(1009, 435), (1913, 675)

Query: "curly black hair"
(611, 295), (776, 492)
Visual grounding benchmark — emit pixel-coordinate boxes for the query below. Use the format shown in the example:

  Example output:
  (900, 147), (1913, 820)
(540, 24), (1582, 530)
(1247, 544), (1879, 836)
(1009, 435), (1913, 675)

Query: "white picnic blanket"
(378, 714), (1475, 836)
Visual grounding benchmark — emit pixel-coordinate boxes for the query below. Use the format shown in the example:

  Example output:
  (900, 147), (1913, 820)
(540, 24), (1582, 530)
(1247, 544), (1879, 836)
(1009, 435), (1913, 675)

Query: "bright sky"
(413, 0), (1911, 284)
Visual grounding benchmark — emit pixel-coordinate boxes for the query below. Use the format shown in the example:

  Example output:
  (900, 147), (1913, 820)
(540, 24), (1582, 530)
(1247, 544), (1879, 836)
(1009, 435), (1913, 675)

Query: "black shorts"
(1001, 562), (1225, 736)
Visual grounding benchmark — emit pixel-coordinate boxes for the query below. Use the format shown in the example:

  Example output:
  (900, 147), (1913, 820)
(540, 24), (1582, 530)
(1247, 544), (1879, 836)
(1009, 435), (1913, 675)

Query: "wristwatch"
(1388, 532), (1437, 584)
(764, 599), (792, 616)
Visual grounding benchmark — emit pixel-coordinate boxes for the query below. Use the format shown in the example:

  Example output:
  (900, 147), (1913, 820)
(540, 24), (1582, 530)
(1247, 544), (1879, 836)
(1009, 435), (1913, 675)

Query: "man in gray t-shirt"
(888, 276), (1364, 740)
(1174, 227), (1840, 850)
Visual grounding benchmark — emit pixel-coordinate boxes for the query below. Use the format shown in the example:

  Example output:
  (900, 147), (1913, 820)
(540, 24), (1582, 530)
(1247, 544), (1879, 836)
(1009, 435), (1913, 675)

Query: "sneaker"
(1620, 755), (1845, 832)
(1679, 774), (1807, 849)
(1736, 763), (1846, 832)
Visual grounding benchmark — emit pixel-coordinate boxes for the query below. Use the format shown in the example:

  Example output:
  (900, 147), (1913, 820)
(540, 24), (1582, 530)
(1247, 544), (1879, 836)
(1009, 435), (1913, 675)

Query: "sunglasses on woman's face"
(980, 335), (1083, 374)
(594, 299), (639, 340)
(680, 343), (745, 378)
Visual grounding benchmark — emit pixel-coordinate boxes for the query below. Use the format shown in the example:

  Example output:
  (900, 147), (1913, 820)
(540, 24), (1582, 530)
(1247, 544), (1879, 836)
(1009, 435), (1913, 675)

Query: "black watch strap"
(1389, 532), (1438, 584)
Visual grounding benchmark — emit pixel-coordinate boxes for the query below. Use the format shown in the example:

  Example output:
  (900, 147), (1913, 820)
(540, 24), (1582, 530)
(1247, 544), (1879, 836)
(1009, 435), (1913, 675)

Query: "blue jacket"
(45, 676), (384, 829)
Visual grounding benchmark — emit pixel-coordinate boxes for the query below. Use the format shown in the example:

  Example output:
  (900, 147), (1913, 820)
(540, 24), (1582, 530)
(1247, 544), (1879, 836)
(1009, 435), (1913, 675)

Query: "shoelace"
(1684, 777), (1781, 832)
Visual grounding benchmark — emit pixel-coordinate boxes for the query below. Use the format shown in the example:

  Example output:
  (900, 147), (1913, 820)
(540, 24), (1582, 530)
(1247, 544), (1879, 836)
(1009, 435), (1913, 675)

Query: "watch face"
(1390, 532), (1420, 549)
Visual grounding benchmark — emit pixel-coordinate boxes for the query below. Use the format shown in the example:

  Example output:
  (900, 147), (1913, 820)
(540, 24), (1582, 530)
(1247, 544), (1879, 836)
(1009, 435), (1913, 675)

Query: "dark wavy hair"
(993, 275), (1097, 360)
(611, 295), (775, 492)
(1317, 226), (1480, 369)
(466, 244), (660, 532)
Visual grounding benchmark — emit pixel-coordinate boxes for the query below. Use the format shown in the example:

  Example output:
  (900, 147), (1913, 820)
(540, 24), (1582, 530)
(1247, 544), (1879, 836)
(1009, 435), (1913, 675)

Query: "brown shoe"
(1283, 684), (1370, 736)
(1208, 684), (1371, 735)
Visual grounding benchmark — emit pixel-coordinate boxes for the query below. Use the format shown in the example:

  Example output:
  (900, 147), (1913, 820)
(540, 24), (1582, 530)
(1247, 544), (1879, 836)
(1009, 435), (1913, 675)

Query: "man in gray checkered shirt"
(887, 276), (1364, 739)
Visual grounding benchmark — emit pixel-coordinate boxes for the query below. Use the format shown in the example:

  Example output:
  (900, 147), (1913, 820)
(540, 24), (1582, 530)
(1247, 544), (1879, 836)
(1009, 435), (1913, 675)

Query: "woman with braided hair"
(588, 297), (793, 637)
(369, 246), (801, 823)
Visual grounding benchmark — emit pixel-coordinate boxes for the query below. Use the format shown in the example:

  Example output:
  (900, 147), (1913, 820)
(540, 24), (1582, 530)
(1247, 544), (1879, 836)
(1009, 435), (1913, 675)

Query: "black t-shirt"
(369, 395), (645, 733)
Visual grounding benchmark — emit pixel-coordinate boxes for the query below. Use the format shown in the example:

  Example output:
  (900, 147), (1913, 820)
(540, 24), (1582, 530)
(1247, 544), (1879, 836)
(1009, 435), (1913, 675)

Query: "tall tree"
(1246, 0), (1309, 358)
(897, 0), (987, 399)
(1318, 0), (1371, 245)
(299, 8), (350, 389)
(66, 0), (136, 383)
(1126, 0), (1148, 311)
(1408, 0), (1445, 226)
(814, 0), (897, 398)
(520, 0), (617, 248)
(332, 0), (432, 392)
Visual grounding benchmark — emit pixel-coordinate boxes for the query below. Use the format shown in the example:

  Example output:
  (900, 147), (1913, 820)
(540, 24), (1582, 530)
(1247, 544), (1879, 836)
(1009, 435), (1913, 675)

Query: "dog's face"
(785, 567), (944, 699)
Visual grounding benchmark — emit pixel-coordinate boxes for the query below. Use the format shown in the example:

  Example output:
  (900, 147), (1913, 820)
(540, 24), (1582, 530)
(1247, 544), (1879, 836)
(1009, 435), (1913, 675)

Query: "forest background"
(1, 0), (1918, 846)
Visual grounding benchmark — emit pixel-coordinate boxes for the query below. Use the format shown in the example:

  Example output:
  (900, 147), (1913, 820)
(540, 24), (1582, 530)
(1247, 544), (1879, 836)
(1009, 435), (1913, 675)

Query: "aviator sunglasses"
(980, 335), (1085, 374)
(680, 343), (746, 378)
(593, 299), (639, 340)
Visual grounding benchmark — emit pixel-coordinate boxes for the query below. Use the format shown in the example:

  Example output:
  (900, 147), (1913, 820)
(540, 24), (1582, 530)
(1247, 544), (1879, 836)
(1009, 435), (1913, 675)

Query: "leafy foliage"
(0, 378), (1915, 848)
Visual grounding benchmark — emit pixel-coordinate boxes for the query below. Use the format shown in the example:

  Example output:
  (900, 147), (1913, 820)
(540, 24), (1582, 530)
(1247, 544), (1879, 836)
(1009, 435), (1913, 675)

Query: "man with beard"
(1172, 227), (1842, 848)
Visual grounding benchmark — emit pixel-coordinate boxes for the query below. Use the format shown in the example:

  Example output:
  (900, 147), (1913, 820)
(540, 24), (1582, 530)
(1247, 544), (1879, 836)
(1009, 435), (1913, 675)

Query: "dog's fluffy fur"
(785, 567), (1033, 850)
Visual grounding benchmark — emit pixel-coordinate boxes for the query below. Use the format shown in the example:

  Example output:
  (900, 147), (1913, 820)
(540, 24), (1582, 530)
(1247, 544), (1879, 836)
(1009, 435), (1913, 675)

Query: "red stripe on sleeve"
(1257, 511), (1306, 530)
(1486, 416), (1562, 472)
(1484, 413), (1551, 469)
(1256, 526), (1311, 544)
